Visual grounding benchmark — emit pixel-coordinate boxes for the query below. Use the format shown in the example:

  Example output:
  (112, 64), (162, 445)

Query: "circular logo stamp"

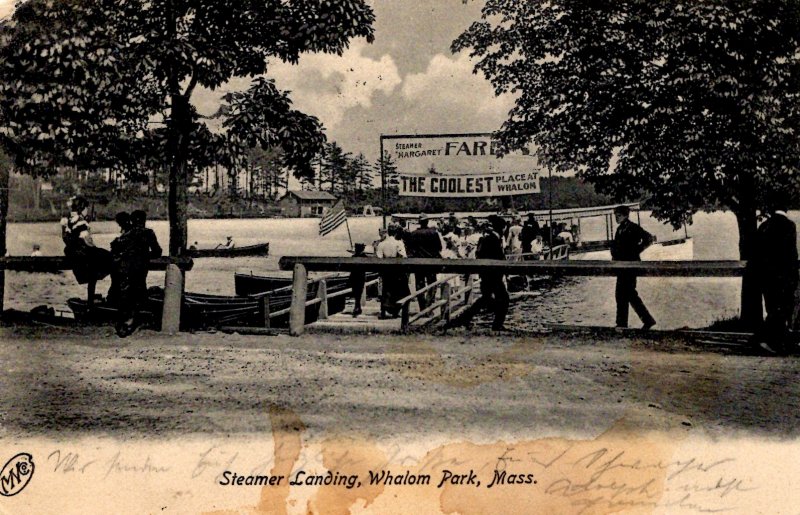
(0, 453), (35, 497)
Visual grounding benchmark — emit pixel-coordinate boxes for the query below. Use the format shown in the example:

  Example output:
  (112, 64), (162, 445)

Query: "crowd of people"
(367, 211), (553, 331)
(61, 196), (162, 337)
(370, 212), (578, 264)
(361, 208), (652, 333)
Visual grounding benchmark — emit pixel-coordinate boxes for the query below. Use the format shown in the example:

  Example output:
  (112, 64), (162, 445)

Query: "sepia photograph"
(0, 0), (799, 513)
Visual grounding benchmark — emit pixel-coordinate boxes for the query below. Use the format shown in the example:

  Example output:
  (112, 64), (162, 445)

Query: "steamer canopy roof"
(391, 203), (640, 223)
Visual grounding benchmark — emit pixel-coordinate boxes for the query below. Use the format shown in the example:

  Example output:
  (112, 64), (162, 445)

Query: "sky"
(0, 0), (515, 164)
(197, 0), (514, 163)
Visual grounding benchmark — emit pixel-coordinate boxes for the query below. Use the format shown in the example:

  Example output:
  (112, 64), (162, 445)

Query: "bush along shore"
(9, 194), (285, 223)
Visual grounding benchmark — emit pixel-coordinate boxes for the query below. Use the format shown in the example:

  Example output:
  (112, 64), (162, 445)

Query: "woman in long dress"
(61, 196), (112, 288)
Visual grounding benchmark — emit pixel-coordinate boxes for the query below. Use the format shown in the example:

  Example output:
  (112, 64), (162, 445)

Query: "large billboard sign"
(383, 133), (541, 197)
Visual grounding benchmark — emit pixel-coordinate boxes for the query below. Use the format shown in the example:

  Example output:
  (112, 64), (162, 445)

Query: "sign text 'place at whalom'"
(385, 133), (541, 197)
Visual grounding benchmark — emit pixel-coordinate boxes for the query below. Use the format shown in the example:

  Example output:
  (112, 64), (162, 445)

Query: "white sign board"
(386, 134), (541, 197)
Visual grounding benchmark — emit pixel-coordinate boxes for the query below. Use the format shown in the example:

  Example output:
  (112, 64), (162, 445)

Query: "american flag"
(319, 200), (347, 236)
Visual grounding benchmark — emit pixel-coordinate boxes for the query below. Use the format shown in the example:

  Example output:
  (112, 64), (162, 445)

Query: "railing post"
(289, 263), (308, 336)
(318, 279), (328, 320)
(161, 263), (184, 334)
(400, 302), (410, 333)
(441, 282), (451, 324)
(465, 274), (474, 305)
(259, 294), (271, 328)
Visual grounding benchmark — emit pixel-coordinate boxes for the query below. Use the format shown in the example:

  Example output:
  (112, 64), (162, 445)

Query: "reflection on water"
(6, 211), (796, 329)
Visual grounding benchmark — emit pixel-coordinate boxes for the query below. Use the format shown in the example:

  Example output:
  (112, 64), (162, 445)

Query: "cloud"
(194, 41), (401, 136)
(315, 52), (516, 161)
(268, 41), (402, 129)
(400, 53), (513, 126)
(193, 45), (515, 164)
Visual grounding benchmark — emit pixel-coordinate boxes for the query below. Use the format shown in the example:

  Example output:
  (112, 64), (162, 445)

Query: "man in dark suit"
(113, 210), (162, 337)
(519, 213), (540, 256)
(750, 202), (798, 354)
(611, 205), (656, 329)
(449, 215), (509, 331)
(405, 213), (442, 311)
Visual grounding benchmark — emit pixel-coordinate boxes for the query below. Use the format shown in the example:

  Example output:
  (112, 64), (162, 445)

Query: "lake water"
(5, 211), (796, 329)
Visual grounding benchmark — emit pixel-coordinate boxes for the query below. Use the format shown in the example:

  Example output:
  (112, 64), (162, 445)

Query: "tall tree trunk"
(0, 162), (9, 314)
(168, 94), (191, 256)
(736, 207), (762, 328)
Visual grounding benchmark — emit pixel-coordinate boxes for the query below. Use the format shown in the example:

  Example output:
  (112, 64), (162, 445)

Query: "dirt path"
(2, 324), (798, 440)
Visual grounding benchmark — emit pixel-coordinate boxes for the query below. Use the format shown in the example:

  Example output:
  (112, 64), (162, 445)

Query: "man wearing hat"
(749, 194), (798, 354)
(520, 213), (541, 257)
(611, 205), (656, 329)
(451, 215), (509, 331)
(405, 213), (442, 311)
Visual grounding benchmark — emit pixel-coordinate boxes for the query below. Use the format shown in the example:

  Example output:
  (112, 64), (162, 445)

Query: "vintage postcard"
(1, 1), (798, 513)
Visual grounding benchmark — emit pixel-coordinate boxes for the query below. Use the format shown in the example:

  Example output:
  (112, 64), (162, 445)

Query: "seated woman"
(61, 196), (112, 293)
(530, 234), (545, 259)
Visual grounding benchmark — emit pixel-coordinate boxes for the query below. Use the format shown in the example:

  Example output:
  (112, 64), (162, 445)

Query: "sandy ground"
(1, 323), (798, 441)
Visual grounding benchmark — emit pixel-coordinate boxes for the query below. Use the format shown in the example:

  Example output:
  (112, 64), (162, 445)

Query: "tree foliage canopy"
(453, 1), (800, 228)
(0, 0), (374, 252)
(1, 0), (374, 175)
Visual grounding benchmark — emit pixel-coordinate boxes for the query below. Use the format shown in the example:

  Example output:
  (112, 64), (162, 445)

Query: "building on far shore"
(277, 190), (339, 218)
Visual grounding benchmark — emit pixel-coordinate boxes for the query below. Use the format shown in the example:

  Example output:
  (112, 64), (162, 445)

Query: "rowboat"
(234, 272), (293, 296)
(67, 273), (353, 330)
(235, 271), (380, 297)
(186, 242), (269, 258)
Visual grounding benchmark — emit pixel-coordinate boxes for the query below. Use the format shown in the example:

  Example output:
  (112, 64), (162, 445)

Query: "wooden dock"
(278, 257), (759, 336)
(306, 275), (450, 334)
(307, 297), (414, 334)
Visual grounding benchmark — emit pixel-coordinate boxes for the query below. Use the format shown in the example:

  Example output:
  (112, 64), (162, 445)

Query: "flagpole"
(345, 217), (354, 251)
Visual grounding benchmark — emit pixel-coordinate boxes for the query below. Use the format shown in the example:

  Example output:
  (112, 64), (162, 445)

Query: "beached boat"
(67, 274), (351, 330)
(187, 242), (269, 258)
(235, 271), (380, 297)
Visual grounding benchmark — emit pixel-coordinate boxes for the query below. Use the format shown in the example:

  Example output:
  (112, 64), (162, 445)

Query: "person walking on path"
(449, 215), (509, 332)
(749, 200), (798, 354)
(611, 205), (656, 329)
(405, 214), (442, 311)
(349, 243), (368, 317)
